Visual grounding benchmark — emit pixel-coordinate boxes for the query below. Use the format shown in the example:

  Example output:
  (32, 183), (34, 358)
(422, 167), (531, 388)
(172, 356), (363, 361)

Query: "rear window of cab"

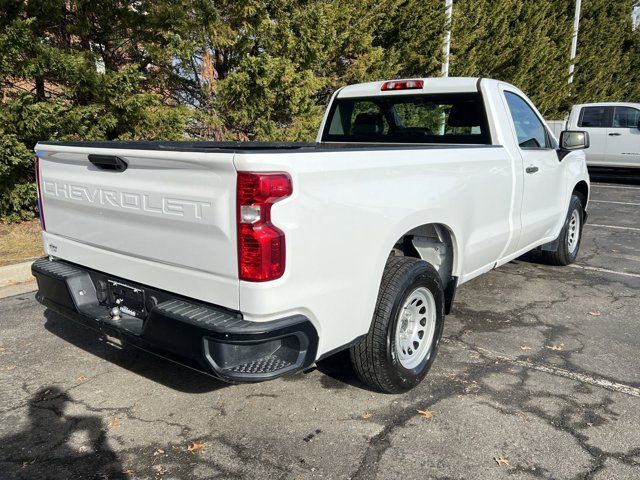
(322, 93), (491, 145)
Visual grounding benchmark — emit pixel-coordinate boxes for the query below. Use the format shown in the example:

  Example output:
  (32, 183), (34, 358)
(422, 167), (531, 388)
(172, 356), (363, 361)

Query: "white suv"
(567, 102), (640, 170)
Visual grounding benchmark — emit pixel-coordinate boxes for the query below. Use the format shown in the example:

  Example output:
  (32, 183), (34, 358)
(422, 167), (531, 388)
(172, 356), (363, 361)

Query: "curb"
(0, 261), (35, 288)
(0, 281), (36, 299)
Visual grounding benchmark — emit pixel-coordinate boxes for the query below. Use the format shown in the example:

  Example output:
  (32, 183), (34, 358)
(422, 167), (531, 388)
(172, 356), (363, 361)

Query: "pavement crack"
(350, 378), (466, 479)
(0, 372), (111, 416)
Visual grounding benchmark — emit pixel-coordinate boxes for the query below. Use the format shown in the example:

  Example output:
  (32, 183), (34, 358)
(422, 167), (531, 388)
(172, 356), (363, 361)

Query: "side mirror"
(560, 130), (590, 150)
(637, 118), (640, 130)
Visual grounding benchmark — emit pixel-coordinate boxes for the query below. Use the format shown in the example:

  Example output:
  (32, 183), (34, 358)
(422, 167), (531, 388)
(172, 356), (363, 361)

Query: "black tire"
(350, 256), (445, 393)
(542, 194), (584, 266)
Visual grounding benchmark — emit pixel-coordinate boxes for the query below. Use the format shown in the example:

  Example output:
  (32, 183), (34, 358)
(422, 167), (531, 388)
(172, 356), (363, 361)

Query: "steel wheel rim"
(394, 287), (437, 370)
(567, 209), (580, 254)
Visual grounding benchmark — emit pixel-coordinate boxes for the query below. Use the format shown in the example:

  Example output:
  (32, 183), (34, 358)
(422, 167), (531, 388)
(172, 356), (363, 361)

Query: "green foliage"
(0, 1), (194, 221)
(378, 0), (445, 78)
(0, 133), (37, 222)
(217, 55), (324, 140)
(450, 0), (574, 117)
(630, 24), (640, 102)
(0, 0), (639, 221)
(572, 0), (638, 104)
(451, 0), (639, 114)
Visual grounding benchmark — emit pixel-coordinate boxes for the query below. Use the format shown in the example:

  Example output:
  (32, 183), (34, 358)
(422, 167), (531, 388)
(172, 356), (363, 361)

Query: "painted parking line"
(569, 264), (640, 279)
(587, 223), (640, 232)
(443, 338), (640, 398)
(589, 199), (640, 206)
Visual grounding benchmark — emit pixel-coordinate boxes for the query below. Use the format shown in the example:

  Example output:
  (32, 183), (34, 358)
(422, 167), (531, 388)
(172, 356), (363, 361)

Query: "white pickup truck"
(32, 77), (590, 393)
(566, 102), (640, 170)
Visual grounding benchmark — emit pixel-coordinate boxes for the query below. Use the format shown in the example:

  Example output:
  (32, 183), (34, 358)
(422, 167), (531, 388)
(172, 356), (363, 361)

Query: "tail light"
(237, 172), (292, 281)
(34, 156), (46, 231)
(381, 79), (424, 91)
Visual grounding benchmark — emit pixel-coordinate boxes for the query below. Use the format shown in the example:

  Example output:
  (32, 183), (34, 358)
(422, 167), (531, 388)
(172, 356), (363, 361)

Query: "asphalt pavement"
(0, 180), (639, 480)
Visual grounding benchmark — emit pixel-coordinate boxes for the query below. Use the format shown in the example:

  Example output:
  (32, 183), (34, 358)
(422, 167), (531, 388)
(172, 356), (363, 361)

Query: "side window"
(579, 107), (608, 128)
(504, 92), (549, 148)
(612, 106), (640, 128)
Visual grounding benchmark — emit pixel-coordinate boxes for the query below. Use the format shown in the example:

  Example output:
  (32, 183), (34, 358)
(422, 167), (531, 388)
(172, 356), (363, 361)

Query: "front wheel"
(350, 256), (445, 393)
(543, 194), (584, 266)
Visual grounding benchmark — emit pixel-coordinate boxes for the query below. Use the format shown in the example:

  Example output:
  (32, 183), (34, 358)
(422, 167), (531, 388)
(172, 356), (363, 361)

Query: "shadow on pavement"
(515, 249), (546, 265)
(43, 308), (370, 393)
(315, 349), (371, 391)
(588, 167), (640, 185)
(43, 309), (228, 394)
(0, 387), (126, 479)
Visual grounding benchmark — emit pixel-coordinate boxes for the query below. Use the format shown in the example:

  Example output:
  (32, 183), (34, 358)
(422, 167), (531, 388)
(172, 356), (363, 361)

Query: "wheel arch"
(387, 221), (460, 314)
(391, 223), (457, 278)
(572, 180), (589, 212)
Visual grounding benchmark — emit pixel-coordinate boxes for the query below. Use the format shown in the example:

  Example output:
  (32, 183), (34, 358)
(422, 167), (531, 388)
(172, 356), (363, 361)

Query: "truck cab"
(567, 102), (640, 169)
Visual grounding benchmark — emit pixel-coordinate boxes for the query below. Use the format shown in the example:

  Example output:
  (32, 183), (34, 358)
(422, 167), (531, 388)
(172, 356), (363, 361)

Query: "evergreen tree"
(629, 7), (640, 101)
(1, 0), (639, 221)
(449, 0), (574, 117)
(210, 0), (408, 140)
(571, 0), (638, 103)
(376, 0), (445, 78)
(0, 0), (197, 220)
(187, 0), (445, 140)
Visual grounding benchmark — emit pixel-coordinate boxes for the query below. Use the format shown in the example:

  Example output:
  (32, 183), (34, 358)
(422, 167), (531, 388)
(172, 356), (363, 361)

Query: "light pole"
(568, 0), (582, 84)
(442, 0), (453, 77)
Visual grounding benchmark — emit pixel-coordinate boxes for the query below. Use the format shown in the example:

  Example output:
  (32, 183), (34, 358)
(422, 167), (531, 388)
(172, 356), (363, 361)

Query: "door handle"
(608, 133), (622, 136)
(525, 166), (539, 174)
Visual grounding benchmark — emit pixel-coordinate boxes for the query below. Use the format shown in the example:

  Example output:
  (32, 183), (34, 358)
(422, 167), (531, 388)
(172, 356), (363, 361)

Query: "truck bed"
(35, 140), (501, 315)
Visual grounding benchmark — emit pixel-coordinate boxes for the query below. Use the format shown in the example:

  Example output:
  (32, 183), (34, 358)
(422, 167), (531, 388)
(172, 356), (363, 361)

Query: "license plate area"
(108, 280), (145, 318)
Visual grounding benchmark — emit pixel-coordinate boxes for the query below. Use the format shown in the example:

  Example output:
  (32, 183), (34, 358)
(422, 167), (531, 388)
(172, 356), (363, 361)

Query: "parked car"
(545, 119), (568, 140)
(567, 102), (640, 170)
(32, 77), (590, 393)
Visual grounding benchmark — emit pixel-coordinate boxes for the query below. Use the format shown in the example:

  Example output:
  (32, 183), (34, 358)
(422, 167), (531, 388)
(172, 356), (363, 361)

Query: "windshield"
(322, 93), (491, 144)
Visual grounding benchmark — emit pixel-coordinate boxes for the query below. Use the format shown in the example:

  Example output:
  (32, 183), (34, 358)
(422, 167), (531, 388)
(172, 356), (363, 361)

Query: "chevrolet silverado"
(32, 77), (590, 393)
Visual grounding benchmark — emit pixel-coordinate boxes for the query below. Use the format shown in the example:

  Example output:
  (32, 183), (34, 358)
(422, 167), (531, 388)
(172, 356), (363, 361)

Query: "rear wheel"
(350, 256), (445, 393)
(543, 194), (584, 266)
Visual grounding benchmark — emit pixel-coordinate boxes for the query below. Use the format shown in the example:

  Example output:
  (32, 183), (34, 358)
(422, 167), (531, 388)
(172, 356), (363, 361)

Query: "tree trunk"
(35, 76), (45, 102)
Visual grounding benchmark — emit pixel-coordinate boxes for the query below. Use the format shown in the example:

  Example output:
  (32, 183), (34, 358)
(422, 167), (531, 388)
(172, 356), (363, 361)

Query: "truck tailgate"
(35, 144), (239, 309)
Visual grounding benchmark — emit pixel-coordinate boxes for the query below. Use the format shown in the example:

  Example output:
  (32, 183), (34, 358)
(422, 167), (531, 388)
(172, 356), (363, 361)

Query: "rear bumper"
(32, 257), (318, 382)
